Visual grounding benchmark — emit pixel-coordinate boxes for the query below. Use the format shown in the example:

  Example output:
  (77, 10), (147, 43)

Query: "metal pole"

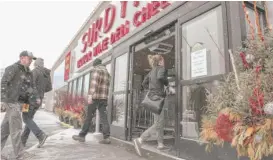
(95, 109), (100, 133)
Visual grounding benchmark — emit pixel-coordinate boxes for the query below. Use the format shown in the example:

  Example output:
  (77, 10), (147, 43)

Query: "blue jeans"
(21, 104), (43, 144)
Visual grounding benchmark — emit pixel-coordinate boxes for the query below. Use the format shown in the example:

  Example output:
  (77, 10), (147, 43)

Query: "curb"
(110, 137), (185, 160)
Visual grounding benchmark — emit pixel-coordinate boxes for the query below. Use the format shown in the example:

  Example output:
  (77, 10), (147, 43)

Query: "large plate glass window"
(244, 4), (265, 35)
(180, 6), (225, 140)
(181, 6), (225, 80)
(77, 76), (83, 97)
(69, 82), (73, 95)
(73, 79), (78, 99)
(83, 73), (90, 99)
(112, 53), (128, 127)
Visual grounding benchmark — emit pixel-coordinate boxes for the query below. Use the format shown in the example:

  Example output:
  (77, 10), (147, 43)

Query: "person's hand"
(1, 102), (7, 112)
(87, 95), (93, 104)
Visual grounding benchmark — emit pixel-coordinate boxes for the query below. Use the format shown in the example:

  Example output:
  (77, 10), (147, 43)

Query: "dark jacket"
(32, 66), (51, 99)
(1, 62), (36, 104)
(142, 66), (169, 98)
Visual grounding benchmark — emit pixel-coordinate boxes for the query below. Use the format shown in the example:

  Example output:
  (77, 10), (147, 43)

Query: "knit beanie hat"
(93, 58), (102, 67)
(34, 58), (44, 67)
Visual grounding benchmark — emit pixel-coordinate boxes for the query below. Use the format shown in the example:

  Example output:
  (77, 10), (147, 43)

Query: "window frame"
(178, 2), (229, 86)
(241, 1), (267, 40)
(82, 72), (91, 99)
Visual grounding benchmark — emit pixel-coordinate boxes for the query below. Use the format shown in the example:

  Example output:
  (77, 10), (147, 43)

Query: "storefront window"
(112, 53), (128, 126)
(112, 94), (126, 127)
(181, 81), (219, 139)
(73, 79), (78, 98)
(180, 6), (225, 140)
(245, 7), (265, 35)
(181, 6), (225, 80)
(114, 53), (128, 92)
(77, 77), (83, 97)
(68, 82), (72, 95)
(83, 73), (90, 99)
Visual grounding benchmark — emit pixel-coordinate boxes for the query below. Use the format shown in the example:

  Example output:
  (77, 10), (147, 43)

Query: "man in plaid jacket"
(72, 58), (111, 144)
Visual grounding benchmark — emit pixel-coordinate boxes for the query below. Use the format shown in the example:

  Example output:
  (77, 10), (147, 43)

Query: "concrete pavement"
(1, 109), (148, 160)
(27, 128), (147, 160)
(0, 109), (66, 159)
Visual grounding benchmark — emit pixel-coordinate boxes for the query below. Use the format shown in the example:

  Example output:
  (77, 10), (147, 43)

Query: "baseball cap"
(19, 51), (37, 60)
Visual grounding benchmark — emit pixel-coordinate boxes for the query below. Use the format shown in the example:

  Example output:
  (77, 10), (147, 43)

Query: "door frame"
(175, 1), (231, 156)
(127, 23), (177, 141)
(108, 47), (130, 140)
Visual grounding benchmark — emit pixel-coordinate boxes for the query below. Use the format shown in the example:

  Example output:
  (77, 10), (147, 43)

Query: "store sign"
(64, 52), (71, 81)
(191, 49), (208, 78)
(76, 1), (172, 69)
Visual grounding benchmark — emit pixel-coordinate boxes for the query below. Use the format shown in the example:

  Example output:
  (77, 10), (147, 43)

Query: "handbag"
(141, 92), (165, 115)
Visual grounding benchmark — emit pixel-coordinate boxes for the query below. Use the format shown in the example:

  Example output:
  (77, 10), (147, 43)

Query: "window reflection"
(112, 94), (126, 127)
(181, 6), (225, 80)
(181, 81), (219, 139)
(73, 79), (78, 98)
(114, 53), (128, 92)
(83, 73), (90, 99)
(69, 82), (72, 95)
(77, 77), (83, 97)
(245, 7), (265, 35)
(112, 53), (128, 127)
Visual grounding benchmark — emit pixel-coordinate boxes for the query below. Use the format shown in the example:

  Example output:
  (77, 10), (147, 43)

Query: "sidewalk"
(27, 128), (147, 160)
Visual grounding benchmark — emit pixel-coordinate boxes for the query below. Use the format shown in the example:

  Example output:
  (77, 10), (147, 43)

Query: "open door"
(108, 49), (131, 140)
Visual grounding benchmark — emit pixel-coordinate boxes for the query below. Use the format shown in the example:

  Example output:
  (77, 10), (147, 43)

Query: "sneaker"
(133, 138), (142, 156)
(38, 133), (48, 148)
(16, 152), (34, 160)
(72, 135), (85, 142)
(99, 138), (111, 144)
(157, 143), (166, 150)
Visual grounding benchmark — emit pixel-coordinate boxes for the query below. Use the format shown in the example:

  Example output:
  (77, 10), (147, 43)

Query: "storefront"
(48, 1), (273, 160)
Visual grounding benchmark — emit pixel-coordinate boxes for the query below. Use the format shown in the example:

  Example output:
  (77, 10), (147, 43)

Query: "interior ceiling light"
(148, 42), (173, 55)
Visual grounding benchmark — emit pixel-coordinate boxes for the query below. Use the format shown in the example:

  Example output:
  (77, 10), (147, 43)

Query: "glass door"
(176, 2), (230, 159)
(109, 52), (130, 140)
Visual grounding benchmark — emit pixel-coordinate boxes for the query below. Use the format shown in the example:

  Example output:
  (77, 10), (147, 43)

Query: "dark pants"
(79, 99), (110, 139)
(21, 104), (43, 145)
